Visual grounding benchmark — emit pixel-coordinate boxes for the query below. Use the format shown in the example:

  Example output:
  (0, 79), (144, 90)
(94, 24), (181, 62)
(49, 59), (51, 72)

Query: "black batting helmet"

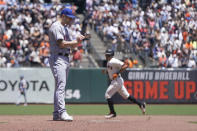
(105, 49), (114, 56)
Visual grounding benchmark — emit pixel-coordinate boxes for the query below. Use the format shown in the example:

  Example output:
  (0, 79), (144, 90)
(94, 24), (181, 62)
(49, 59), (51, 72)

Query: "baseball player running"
(48, 8), (85, 121)
(103, 49), (146, 119)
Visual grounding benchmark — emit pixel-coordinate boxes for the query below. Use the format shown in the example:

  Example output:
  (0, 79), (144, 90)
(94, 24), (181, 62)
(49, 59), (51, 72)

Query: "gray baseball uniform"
(16, 77), (27, 106)
(48, 21), (71, 119)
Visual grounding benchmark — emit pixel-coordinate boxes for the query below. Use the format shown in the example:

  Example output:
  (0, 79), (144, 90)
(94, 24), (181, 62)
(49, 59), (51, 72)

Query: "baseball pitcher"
(48, 8), (85, 121)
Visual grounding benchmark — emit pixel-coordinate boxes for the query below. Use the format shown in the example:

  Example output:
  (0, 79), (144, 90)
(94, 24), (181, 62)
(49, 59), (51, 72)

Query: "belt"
(58, 53), (69, 57)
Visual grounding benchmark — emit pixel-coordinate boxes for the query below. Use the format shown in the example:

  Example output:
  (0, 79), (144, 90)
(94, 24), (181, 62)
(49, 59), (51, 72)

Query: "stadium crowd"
(86, 0), (197, 68)
(0, 1), (85, 67)
(0, 0), (197, 68)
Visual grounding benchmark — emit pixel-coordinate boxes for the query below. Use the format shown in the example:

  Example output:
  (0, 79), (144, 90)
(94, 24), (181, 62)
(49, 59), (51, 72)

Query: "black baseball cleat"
(105, 112), (116, 119)
(140, 102), (146, 115)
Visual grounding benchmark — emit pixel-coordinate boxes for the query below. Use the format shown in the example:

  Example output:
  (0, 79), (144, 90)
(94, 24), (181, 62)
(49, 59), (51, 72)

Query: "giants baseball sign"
(118, 68), (197, 103)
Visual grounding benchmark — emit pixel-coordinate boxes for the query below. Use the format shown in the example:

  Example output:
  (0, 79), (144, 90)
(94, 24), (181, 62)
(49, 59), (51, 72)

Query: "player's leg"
(49, 57), (60, 120)
(106, 98), (116, 118)
(50, 57), (72, 121)
(117, 78), (146, 114)
(54, 61), (72, 120)
(105, 80), (120, 118)
(128, 95), (146, 114)
(16, 93), (22, 105)
(57, 64), (73, 121)
(23, 90), (27, 106)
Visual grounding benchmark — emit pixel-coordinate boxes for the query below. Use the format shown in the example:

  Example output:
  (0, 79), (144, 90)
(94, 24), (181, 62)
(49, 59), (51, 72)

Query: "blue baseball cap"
(61, 8), (76, 19)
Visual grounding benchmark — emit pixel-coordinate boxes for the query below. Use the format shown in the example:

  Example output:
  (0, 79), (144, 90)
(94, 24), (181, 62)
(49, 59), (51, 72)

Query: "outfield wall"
(0, 68), (108, 104)
(0, 68), (197, 104)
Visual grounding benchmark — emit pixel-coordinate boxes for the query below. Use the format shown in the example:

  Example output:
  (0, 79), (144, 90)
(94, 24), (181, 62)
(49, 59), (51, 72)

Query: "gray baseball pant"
(49, 55), (70, 118)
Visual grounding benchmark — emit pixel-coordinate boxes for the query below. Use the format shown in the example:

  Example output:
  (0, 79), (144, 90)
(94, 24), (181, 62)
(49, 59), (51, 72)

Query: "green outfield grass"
(0, 104), (197, 115)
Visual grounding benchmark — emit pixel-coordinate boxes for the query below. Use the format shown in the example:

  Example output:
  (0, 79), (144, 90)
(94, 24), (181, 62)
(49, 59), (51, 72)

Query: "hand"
(112, 73), (118, 80)
(84, 33), (91, 40)
(76, 34), (85, 44)
(124, 59), (130, 65)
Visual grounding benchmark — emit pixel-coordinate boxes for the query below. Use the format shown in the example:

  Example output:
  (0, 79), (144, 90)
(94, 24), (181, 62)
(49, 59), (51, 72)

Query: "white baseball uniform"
(105, 58), (130, 99)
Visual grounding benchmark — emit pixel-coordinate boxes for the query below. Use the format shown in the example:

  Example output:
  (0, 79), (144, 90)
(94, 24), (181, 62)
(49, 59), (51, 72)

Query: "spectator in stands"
(159, 54), (167, 68)
(0, 53), (6, 67)
(169, 54), (179, 68)
(0, 2), (89, 68)
(71, 47), (82, 68)
(187, 55), (196, 68)
(88, 0), (197, 68)
(0, 1), (196, 68)
(0, 0), (5, 5)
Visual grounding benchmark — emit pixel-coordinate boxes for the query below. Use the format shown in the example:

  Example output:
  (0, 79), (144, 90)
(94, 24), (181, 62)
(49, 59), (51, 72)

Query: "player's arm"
(112, 60), (129, 80)
(119, 62), (129, 73)
(116, 62), (129, 75)
(52, 25), (85, 49)
(57, 34), (85, 48)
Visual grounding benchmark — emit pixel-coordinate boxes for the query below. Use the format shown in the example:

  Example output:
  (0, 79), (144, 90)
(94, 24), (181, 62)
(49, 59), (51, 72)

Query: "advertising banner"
(0, 68), (54, 103)
(1, 68), (197, 104)
(113, 68), (197, 103)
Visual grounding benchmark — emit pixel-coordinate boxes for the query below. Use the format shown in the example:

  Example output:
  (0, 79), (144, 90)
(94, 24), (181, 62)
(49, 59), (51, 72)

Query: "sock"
(128, 95), (142, 107)
(107, 98), (116, 114)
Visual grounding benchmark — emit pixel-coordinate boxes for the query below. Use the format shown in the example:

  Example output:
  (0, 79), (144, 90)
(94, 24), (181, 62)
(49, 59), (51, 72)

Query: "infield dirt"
(0, 115), (197, 131)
